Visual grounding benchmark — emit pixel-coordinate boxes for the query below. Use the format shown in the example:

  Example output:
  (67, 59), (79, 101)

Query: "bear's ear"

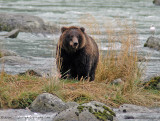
(61, 27), (68, 33)
(80, 27), (85, 33)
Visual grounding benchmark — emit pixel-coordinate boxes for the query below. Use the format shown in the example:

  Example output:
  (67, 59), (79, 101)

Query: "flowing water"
(0, 0), (160, 77)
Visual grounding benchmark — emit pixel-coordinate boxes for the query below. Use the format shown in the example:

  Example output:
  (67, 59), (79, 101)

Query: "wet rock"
(114, 104), (160, 120)
(54, 107), (99, 121)
(151, 107), (160, 113)
(0, 56), (30, 65)
(124, 115), (134, 119)
(0, 13), (59, 34)
(0, 49), (18, 57)
(29, 93), (68, 113)
(153, 0), (160, 5)
(119, 104), (152, 113)
(18, 69), (42, 77)
(144, 36), (160, 51)
(54, 101), (116, 121)
(115, 109), (160, 121)
(1, 29), (19, 38)
(0, 109), (56, 121)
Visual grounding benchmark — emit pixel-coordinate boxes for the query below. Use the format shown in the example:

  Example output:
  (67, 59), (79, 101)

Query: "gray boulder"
(54, 101), (116, 121)
(119, 104), (152, 113)
(66, 102), (79, 108)
(153, 0), (160, 5)
(114, 105), (160, 120)
(0, 13), (59, 34)
(144, 36), (160, 50)
(0, 56), (30, 65)
(29, 93), (68, 113)
(0, 109), (56, 121)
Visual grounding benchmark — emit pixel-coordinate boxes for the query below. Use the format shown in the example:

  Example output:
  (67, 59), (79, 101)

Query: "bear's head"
(59, 26), (86, 53)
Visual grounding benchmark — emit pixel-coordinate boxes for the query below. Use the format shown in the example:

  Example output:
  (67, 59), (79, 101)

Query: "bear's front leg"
(74, 56), (91, 80)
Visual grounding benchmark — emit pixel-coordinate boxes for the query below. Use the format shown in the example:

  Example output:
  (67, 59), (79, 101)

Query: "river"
(0, 0), (160, 77)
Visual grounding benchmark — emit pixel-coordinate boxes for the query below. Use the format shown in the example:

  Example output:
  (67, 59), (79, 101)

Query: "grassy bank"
(0, 74), (160, 109)
(0, 17), (160, 109)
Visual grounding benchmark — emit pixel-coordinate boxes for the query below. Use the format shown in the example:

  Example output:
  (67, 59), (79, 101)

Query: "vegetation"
(0, 17), (160, 109)
(76, 105), (115, 121)
(0, 73), (45, 108)
(0, 74), (160, 109)
(144, 76), (160, 90)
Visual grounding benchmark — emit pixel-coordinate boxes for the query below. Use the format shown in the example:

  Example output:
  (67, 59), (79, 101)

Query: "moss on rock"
(93, 110), (113, 121)
(103, 105), (116, 117)
(144, 76), (160, 90)
(77, 103), (115, 121)
(77, 105), (85, 113)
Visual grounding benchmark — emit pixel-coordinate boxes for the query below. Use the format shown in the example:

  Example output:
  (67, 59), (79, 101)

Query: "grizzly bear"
(56, 26), (99, 81)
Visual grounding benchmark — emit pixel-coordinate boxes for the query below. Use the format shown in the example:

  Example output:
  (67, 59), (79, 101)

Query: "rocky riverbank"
(0, 49), (56, 76)
(0, 93), (160, 121)
(0, 13), (59, 34)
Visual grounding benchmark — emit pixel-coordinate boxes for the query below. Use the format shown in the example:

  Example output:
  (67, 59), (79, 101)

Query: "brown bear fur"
(56, 26), (99, 81)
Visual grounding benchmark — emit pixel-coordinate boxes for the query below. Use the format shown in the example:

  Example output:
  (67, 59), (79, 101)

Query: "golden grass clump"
(81, 15), (140, 92)
(96, 20), (139, 93)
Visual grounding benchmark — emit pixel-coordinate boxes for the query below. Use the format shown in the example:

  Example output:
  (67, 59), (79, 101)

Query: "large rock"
(29, 93), (116, 120)
(0, 56), (30, 65)
(54, 101), (116, 121)
(144, 36), (160, 50)
(153, 0), (160, 5)
(114, 105), (160, 120)
(29, 93), (68, 113)
(0, 109), (56, 121)
(0, 13), (59, 34)
(119, 104), (152, 113)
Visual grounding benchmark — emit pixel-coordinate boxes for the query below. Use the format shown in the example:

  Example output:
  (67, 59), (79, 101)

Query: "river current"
(0, 0), (160, 77)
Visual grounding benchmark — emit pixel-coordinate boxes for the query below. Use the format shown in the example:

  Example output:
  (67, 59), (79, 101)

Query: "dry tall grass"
(81, 15), (140, 93)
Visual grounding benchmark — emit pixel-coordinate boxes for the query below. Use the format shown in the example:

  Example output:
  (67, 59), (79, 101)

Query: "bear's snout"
(71, 36), (79, 48)
(73, 41), (78, 47)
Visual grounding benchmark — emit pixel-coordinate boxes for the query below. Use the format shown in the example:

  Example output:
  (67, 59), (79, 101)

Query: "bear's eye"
(78, 35), (81, 39)
(66, 36), (70, 39)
